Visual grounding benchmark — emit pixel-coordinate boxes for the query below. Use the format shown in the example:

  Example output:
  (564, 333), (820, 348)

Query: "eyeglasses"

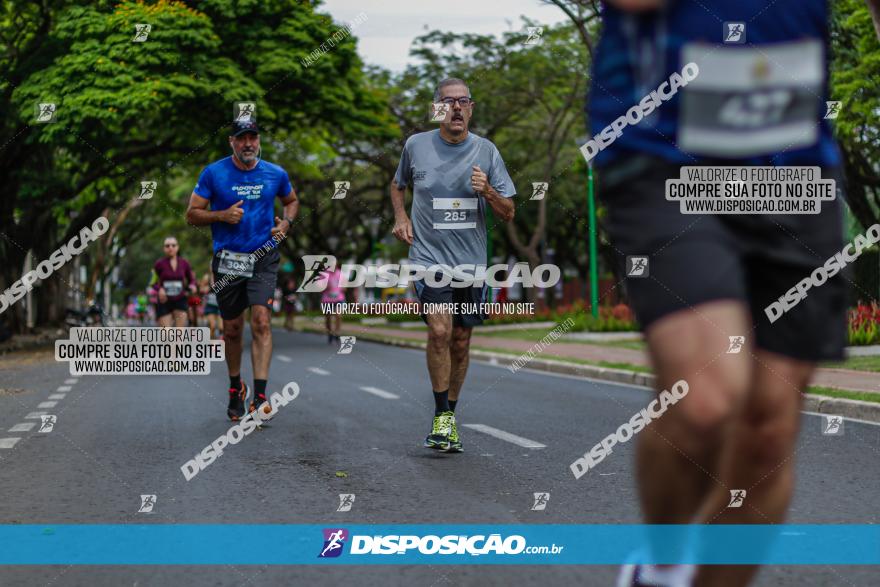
(439, 96), (472, 107)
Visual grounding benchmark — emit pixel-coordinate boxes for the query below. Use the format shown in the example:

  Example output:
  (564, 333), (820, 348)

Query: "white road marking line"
(0, 438), (21, 449)
(801, 411), (880, 428)
(308, 367), (330, 375)
(278, 355), (292, 363)
(64, 379), (78, 385)
(57, 386), (72, 392)
(25, 412), (46, 419)
(462, 424), (546, 449)
(37, 401), (57, 408)
(474, 359), (880, 428)
(358, 386), (399, 400)
(49, 394), (66, 400)
(9, 423), (35, 433)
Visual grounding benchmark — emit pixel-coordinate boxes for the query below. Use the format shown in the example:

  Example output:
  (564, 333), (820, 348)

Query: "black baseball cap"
(231, 119), (259, 137)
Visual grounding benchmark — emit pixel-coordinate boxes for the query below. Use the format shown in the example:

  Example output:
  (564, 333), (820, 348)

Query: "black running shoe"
(227, 382), (248, 421)
(249, 392), (272, 418)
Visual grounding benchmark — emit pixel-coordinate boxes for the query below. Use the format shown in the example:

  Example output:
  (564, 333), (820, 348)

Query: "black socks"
(254, 379), (267, 399)
(433, 389), (449, 415)
(229, 374), (241, 390)
(449, 399), (457, 413)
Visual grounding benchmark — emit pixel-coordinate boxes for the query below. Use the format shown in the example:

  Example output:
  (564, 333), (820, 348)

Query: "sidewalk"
(328, 322), (880, 395)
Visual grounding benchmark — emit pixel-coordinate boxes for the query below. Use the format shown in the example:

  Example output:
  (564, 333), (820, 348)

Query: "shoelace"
(434, 414), (453, 435)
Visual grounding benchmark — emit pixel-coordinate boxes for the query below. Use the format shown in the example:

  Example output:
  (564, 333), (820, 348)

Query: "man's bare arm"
(391, 180), (413, 245)
(272, 189), (300, 237)
(185, 193), (243, 226)
(483, 185), (515, 223)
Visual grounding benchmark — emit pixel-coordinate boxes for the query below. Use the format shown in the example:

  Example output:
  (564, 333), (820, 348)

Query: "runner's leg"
(448, 325), (473, 402)
(425, 311), (453, 392)
(638, 300), (752, 524)
(223, 314), (245, 379)
(692, 350), (812, 587)
(172, 309), (187, 328)
(157, 312), (172, 327)
(250, 305), (272, 381)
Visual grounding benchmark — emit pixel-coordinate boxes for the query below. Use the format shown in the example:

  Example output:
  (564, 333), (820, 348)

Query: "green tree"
(1, 0), (390, 331)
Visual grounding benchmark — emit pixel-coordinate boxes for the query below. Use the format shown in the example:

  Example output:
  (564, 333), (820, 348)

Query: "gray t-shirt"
(393, 130), (516, 271)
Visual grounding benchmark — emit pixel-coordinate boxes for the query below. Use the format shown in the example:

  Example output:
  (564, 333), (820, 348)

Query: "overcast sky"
(318, 0), (569, 72)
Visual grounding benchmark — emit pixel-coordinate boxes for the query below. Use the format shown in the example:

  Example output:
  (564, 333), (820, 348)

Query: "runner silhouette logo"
(626, 256), (649, 278)
(139, 181), (157, 200)
(337, 336), (356, 355)
(824, 101), (842, 119)
(298, 255), (337, 292)
(132, 24), (151, 42)
(728, 489), (747, 508)
(36, 103), (57, 123)
(38, 415), (56, 433)
(531, 492), (550, 511)
(332, 182), (350, 200)
(723, 22), (746, 44)
(234, 102), (256, 122)
(138, 494), (156, 513)
(727, 336), (745, 354)
(337, 494), (356, 512)
(822, 415), (844, 436)
(530, 182), (548, 201)
(319, 528), (348, 557)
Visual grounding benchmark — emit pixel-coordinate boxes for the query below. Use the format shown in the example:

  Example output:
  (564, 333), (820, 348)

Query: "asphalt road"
(0, 328), (877, 586)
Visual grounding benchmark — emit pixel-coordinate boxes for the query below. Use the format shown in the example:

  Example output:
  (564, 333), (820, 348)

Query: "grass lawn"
(822, 355), (880, 373)
(805, 386), (880, 403)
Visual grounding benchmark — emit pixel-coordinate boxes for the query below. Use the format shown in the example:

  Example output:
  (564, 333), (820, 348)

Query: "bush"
(484, 300), (639, 332)
(848, 302), (880, 345)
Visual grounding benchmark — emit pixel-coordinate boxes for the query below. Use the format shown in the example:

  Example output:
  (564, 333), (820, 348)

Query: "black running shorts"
(599, 156), (847, 362)
(211, 248), (280, 320)
(414, 272), (490, 328)
(155, 297), (188, 318)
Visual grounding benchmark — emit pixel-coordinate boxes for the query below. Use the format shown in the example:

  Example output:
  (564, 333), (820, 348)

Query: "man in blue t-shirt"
(582, 2), (880, 586)
(185, 120), (299, 421)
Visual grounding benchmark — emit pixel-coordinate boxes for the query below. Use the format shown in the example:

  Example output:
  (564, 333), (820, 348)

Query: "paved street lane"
(0, 330), (877, 586)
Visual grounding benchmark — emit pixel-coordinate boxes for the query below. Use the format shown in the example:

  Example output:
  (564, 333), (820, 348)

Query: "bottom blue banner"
(0, 525), (877, 565)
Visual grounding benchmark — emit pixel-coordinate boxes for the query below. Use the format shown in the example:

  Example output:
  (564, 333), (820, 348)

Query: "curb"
(350, 331), (880, 425)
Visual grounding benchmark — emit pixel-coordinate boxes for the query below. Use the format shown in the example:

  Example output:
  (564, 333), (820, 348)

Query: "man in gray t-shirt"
(393, 128), (515, 270)
(391, 78), (516, 454)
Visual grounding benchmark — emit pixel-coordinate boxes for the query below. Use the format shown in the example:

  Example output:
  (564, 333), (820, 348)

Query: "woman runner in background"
(149, 236), (197, 327)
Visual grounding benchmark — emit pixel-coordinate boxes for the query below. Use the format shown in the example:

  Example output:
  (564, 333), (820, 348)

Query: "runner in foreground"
(185, 119), (299, 421)
(149, 236), (197, 328)
(588, 1), (880, 585)
(391, 78), (516, 453)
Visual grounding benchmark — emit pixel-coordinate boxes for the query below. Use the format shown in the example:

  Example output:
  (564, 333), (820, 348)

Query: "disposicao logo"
(319, 528), (349, 558)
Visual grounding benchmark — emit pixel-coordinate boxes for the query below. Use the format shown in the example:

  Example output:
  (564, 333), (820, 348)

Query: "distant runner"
(200, 271), (222, 339)
(320, 266), (344, 344)
(391, 77), (516, 453)
(280, 275), (298, 332)
(185, 119), (299, 421)
(149, 236), (197, 328)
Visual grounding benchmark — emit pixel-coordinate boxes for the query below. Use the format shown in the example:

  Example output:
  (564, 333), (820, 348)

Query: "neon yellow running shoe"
(445, 416), (463, 453)
(424, 411), (454, 450)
